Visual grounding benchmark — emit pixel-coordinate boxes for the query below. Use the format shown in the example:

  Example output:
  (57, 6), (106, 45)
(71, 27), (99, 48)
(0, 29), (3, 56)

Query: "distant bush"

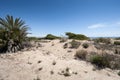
(93, 38), (111, 44)
(75, 50), (88, 60)
(45, 34), (60, 40)
(66, 32), (89, 40)
(82, 43), (89, 49)
(114, 41), (120, 45)
(27, 37), (40, 41)
(70, 40), (81, 49)
(115, 37), (120, 40)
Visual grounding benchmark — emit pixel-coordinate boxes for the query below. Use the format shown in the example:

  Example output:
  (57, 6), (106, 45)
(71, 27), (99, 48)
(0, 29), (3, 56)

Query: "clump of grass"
(63, 43), (68, 49)
(93, 38), (111, 44)
(75, 50), (88, 60)
(114, 49), (120, 55)
(114, 41), (120, 45)
(82, 43), (89, 49)
(70, 40), (81, 49)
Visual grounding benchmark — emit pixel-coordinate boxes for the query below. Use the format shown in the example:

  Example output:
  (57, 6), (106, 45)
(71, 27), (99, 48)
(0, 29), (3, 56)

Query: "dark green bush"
(70, 40), (81, 49)
(114, 41), (120, 45)
(45, 34), (60, 40)
(66, 32), (89, 40)
(82, 43), (89, 48)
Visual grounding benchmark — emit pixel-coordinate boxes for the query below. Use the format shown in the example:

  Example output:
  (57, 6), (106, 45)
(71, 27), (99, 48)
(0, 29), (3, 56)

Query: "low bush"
(70, 40), (81, 49)
(114, 41), (120, 45)
(93, 38), (111, 44)
(90, 54), (110, 68)
(82, 43), (89, 49)
(118, 71), (120, 76)
(75, 50), (88, 60)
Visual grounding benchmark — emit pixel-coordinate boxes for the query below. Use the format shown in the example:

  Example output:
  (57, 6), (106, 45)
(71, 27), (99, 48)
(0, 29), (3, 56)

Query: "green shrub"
(45, 34), (60, 40)
(66, 32), (89, 40)
(82, 43), (89, 49)
(114, 41), (120, 45)
(93, 38), (111, 44)
(90, 54), (110, 68)
(70, 40), (81, 49)
(75, 50), (88, 60)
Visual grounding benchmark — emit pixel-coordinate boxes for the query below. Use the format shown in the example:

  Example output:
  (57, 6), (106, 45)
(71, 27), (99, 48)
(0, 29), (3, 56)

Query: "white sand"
(0, 39), (119, 80)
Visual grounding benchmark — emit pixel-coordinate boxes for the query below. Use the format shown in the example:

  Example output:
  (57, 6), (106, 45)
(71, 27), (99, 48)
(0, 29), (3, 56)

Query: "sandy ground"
(0, 40), (120, 80)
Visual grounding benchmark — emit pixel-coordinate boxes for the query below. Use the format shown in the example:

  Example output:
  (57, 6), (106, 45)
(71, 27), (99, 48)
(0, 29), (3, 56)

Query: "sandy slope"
(0, 40), (120, 80)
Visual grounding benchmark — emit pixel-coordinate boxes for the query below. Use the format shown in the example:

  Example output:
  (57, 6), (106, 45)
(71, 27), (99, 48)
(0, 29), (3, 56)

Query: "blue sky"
(0, 0), (120, 37)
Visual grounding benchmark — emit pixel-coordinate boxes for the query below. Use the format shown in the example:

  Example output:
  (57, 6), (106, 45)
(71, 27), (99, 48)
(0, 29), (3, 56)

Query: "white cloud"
(88, 24), (106, 29)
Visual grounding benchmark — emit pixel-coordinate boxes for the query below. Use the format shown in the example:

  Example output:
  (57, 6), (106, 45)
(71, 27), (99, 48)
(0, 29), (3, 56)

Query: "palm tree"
(0, 15), (30, 53)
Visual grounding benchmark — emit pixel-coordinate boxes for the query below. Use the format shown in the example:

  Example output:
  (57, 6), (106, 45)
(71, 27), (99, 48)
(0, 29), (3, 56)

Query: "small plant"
(50, 70), (54, 75)
(114, 49), (120, 54)
(118, 71), (120, 76)
(82, 43), (89, 48)
(52, 60), (56, 65)
(114, 41), (120, 45)
(63, 43), (68, 49)
(75, 50), (88, 60)
(70, 40), (80, 49)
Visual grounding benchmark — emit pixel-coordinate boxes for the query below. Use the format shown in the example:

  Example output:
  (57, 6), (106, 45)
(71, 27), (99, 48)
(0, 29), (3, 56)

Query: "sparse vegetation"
(82, 43), (89, 49)
(75, 49), (120, 69)
(66, 32), (89, 40)
(70, 40), (81, 49)
(75, 50), (88, 60)
(93, 38), (111, 44)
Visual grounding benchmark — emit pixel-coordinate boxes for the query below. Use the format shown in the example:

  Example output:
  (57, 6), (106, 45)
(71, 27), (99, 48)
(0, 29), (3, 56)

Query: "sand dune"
(0, 40), (120, 80)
